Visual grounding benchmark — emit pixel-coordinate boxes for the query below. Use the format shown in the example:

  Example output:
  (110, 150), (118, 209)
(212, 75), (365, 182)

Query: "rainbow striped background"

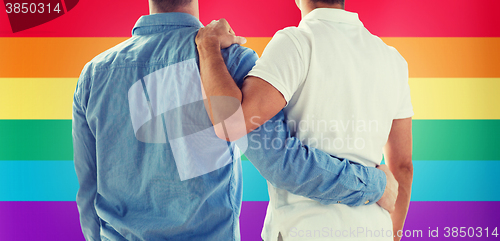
(1, 0), (499, 240)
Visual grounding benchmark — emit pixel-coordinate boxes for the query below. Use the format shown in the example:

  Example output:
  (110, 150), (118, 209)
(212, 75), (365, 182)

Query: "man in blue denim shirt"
(72, 0), (392, 240)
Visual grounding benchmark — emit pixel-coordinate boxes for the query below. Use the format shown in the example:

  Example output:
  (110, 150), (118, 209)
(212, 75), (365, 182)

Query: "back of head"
(151, 0), (193, 12)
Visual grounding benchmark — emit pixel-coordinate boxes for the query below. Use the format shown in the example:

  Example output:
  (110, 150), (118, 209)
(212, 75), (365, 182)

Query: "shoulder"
(388, 46), (408, 67)
(276, 27), (310, 46)
(370, 34), (407, 65)
(76, 38), (136, 99)
(384, 44), (408, 74)
(268, 27), (312, 60)
(79, 38), (134, 78)
(88, 38), (138, 71)
(278, 26), (309, 38)
(377, 40), (409, 85)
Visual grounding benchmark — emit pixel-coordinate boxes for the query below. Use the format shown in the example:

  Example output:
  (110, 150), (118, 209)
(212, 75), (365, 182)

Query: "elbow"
(396, 159), (413, 172)
(390, 155), (413, 171)
(209, 99), (248, 141)
(392, 158), (413, 180)
(213, 120), (249, 142)
(399, 157), (413, 173)
(214, 131), (229, 141)
(214, 127), (231, 141)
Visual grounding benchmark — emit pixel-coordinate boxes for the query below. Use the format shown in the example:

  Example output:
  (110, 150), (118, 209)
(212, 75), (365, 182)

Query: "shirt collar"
(302, 8), (364, 27)
(132, 12), (204, 35)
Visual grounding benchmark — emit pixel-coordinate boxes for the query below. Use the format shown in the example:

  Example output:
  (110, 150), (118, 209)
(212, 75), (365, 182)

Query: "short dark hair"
(151, 0), (193, 12)
(310, 0), (345, 7)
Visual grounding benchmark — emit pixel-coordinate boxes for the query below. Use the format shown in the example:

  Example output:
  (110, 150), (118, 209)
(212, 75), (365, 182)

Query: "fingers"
(376, 164), (398, 213)
(198, 19), (247, 49)
(207, 18), (231, 32)
(218, 18), (230, 30)
(216, 19), (236, 36)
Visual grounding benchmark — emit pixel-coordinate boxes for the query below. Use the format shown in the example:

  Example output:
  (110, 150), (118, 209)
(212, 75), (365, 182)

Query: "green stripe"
(412, 120), (500, 160)
(0, 120), (73, 161)
(0, 120), (498, 161)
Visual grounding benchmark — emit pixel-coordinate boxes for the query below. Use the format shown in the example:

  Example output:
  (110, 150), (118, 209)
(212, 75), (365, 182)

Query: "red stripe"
(199, 0), (301, 37)
(0, 0), (297, 37)
(347, 0), (500, 37)
(0, 0), (499, 37)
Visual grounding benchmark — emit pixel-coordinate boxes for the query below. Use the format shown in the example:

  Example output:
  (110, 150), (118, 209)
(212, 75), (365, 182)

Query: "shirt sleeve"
(394, 58), (414, 119)
(246, 30), (306, 104)
(221, 44), (259, 88)
(244, 111), (386, 206)
(73, 73), (101, 241)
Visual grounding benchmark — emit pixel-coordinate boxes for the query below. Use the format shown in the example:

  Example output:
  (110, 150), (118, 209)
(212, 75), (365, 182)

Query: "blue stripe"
(1, 160), (499, 201)
(411, 160), (498, 201)
(0, 161), (78, 201)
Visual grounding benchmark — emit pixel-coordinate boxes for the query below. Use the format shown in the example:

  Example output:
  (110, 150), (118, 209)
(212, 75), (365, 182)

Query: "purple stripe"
(0, 201), (84, 241)
(240, 201), (268, 241)
(1, 201), (498, 240)
(242, 202), (500, 240)
(403, 201), (500, 240)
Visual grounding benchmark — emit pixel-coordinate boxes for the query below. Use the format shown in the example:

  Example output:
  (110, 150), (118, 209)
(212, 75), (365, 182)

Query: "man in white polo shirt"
(196, 0), (413, 240)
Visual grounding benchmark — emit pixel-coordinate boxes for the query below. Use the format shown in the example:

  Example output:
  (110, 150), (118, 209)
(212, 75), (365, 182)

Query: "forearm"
(245, 111), (386, 206)
(390, 163), (413, 240)
(198, 41), (242, 124)
(383, 117), (413, 233)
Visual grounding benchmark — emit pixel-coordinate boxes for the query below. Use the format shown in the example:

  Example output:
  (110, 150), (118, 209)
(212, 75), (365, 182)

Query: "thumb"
(234, 36), (247, 45)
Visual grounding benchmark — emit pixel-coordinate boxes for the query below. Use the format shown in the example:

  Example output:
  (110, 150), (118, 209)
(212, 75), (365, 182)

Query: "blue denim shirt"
(73, 12), (386, 241)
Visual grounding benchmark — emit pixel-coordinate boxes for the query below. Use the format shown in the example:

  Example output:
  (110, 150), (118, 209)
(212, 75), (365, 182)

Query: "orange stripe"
(0, 37), (128, 78)
(1, 37), (499, 78)
(245, 37), (500, 78)
(383, 37), (500, 78)
(242, 37), (271, 57)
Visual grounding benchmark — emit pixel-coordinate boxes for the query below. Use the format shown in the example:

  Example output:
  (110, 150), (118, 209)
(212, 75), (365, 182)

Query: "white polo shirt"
(247, 8), (413, 241)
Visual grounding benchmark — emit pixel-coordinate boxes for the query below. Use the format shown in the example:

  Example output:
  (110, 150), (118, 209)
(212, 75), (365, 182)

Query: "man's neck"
(148, 0), (199, 19)
(300, 2), (344, 18)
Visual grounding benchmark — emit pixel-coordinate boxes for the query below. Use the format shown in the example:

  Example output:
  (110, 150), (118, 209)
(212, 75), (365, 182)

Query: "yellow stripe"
(0, 78), (498, 120)
(0, 78), (77, 120)
(410, 78), (500, 120)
